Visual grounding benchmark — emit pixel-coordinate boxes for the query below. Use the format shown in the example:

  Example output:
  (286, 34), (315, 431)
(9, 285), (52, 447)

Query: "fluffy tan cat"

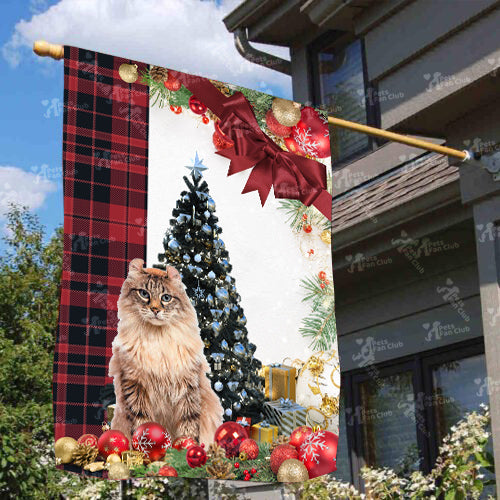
(109, 258), (223, 445)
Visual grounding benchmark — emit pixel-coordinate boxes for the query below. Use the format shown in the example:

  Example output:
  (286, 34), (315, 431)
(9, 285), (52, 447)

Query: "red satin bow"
(169, 72), (332, 220)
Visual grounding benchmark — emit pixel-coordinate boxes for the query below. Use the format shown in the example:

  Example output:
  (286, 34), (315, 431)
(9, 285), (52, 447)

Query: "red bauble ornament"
(202, 115), (210, 124)
(78, 433), (98, 448)
(164, 74), (181, 91)
(289, 426), (313, 451)
(158, 465), (178, 477)
(265, 110), (292, 138)
(172, 435), (197, 451)
(132, 422), (172, 462)
(170, 105), (182, 114)
(299, 430), (338, 478)
(214, 422), (247, 458)
(291, 107), (330, 158)
(283, 136), (304, 156)
(212, 122), (234, 151)
(97, 430), (129, 459)
(251, 468), (257, 474)
(303, 224), (312, 233)
(186, 445), (207, 468)
(270, 444), (299, 474)
(189, 95), (207, 115)
(239, 438), (259, 460)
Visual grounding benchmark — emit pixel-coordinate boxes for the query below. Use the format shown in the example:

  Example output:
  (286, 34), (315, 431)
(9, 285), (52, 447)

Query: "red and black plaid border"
(54, 47), (149, 440)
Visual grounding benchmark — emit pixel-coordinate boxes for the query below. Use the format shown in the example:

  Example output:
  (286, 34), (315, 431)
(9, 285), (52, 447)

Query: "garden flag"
(54, 46), (340, 481)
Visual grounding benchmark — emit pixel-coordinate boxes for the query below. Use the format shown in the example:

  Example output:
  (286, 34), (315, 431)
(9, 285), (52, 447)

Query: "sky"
(0, 0), (291, 242)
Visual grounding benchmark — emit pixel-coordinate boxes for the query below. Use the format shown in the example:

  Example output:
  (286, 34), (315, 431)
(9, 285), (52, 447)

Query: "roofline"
(223, 0), (270, 34)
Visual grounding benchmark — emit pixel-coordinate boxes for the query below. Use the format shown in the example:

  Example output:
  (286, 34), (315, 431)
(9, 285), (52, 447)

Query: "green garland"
(141, 69), (192, 109)
(129, 443), (276, 482)
(142, 67), (273, 128)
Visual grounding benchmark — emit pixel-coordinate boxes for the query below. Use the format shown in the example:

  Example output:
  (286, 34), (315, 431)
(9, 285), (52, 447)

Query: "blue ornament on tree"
(227, 381), (239, 392)
(211, 321), (221, 336)
(168, 239), (180, 252)
(216, 288), (229, 302)
(233, 343), (245, 356)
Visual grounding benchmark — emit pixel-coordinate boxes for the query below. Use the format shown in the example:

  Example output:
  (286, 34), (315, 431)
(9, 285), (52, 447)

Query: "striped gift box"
(264, 398), (307, 435)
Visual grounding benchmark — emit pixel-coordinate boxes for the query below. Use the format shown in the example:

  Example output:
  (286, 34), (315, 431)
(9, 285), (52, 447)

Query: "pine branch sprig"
(300, 275), (336, 351)
(299, 305), (336, 352)
(301, 275), (334, 311)
(278, 199), (330, 231)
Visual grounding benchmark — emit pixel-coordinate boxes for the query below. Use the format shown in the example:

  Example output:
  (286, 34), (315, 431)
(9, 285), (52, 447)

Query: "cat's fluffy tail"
(198, 367), (224, 446)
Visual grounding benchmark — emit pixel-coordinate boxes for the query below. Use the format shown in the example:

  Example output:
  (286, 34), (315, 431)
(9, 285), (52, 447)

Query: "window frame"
(308, 31), (382, 167)
(338, 337), (486, 490)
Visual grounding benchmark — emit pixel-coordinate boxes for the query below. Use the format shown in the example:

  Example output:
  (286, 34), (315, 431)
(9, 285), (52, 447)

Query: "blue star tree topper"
(185, 152), (208, 180)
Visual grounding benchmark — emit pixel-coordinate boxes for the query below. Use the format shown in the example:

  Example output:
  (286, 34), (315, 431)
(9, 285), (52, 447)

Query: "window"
(359, 371), (420, 473)
(334, 339), (488, 491)
(310, 34), (379, 164)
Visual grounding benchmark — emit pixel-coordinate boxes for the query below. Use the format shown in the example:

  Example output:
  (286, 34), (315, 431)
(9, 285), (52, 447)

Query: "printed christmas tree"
(156, 153), (265, 421)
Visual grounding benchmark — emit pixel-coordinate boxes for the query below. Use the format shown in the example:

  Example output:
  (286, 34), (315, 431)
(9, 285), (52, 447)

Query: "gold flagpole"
(31, 39), (470, 162)
(327, 116), (469, 161)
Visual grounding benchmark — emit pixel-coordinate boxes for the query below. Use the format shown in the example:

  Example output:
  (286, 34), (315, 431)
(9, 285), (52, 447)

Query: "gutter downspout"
(234, 28), (291, 75)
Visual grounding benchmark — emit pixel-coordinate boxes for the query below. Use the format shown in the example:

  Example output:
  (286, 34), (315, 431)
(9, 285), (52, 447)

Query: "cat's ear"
(129, 258), (145, 274)
(166, 265), (181, 281)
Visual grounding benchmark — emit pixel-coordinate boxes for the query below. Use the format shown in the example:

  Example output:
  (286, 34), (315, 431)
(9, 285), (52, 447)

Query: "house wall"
(334, 216), (482, 368)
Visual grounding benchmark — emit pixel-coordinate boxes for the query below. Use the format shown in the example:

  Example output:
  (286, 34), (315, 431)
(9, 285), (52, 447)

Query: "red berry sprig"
(237, 465), (258, 481)
(301, 213), (313, 233)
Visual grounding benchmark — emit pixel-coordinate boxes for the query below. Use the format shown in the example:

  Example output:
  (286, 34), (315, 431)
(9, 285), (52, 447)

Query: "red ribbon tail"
(312, 189), (333, 221)
(242, 163), (273, 206)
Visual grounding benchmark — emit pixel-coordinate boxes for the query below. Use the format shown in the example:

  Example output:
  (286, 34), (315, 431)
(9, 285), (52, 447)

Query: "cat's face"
(119, 258), (193, 327)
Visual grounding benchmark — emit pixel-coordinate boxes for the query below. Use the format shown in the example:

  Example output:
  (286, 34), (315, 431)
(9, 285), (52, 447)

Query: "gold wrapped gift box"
(263, 364), (296, 400)
(250, 421), (279, 444)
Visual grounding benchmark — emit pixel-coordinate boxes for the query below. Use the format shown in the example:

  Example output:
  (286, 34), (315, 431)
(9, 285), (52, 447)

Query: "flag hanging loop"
(32, 40), (473, 163)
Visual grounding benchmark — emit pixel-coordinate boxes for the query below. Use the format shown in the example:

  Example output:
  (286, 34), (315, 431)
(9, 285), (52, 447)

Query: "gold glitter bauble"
(106, 453), (122, 465)
(277, 459), (309, 482)
(272, 98), (301, 127)
(320, 229), (331, 245)
(119, 63), (138, 83)
(55, 437), (78, 464)
(108, 462), (130, 480)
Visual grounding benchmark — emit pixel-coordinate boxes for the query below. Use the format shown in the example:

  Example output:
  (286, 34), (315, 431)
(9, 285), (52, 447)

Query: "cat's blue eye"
(138, 289), (150, 300)
(161, 294), (172, 303)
